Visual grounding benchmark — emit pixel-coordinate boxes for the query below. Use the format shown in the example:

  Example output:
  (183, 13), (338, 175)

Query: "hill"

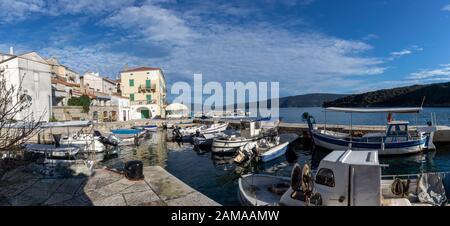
(324, 82), (450, 107)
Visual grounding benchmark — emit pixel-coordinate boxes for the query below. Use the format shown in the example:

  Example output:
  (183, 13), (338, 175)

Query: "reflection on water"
(100, 129), (450, 206)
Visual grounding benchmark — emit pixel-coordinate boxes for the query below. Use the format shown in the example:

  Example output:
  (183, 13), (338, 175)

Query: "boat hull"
(312, 131), (427, 155)
(238, 174), (291, 206)
(259, 142), (289, 162)
(212, 137), (261, 149)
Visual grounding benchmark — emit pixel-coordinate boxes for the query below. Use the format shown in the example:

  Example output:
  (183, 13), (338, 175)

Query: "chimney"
(9, 46), (13, 55)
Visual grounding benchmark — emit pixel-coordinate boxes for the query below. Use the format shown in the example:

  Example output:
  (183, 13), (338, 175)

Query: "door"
(141, 109), (150, 119)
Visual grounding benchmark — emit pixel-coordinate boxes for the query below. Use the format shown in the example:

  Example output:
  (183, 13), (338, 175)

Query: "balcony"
(138, 84), (156, 93)
(131, 100), (157, 105)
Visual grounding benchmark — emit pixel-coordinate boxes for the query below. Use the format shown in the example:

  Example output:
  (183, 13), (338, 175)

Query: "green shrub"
(68, 95), (91, 113)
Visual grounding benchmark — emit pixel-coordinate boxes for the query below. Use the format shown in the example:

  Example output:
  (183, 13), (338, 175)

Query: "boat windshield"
(386, 124), (408, 136)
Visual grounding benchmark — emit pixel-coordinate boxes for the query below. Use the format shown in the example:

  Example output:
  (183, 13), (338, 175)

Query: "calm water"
(280, 107), (450, 126)
(101, 128), (450, 206)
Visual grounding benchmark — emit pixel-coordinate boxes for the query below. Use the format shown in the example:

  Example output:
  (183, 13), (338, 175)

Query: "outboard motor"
(53, 134), (62, 148)
(172, 126), (183, 142)
(124, 160), (144, 180)
(95, 130), (120, 147)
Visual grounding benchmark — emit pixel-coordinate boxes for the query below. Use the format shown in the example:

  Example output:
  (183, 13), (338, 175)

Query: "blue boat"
(111, 129), (145, 140)
(306, 107), (436, 155)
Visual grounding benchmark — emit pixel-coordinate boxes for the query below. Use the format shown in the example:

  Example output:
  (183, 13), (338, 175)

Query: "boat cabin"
(240, 120), (261, 138)
(313, 150), (381, 206)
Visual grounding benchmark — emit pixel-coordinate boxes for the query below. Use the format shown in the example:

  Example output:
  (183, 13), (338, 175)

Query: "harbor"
(3, 106), (450, 205)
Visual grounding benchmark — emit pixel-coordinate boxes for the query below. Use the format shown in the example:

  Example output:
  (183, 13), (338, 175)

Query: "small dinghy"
(234, 136), (289, 163)
(174, 122), (229, 142)
(238, 174), (291, 206)
(111, 129), (145, 146)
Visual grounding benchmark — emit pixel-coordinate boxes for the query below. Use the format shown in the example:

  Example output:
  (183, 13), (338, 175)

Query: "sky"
(2, 0), (450, 100)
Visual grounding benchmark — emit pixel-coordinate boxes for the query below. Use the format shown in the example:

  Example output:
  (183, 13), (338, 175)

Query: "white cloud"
(103, 4), (198, 45)
(443, 4), (450, 11)
(0, 0), (135, 23)
(0, 0), (46, 23)
(1, 0), (386, 95)
(408, 64), (450, 80)
(390, 49), (412, 56)
(388, 45), (423, 60)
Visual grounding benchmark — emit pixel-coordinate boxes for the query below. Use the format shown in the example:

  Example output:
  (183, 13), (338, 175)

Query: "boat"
(238, 150), (448, 206)
(25, 143), (80, 158)
(306, 107), (437, 155)
(60, 132), (105, 154)
(110, 129), (146, 145)
(192, 132), (227, 147)
(132, 124), (158, 131)
(25, 121), (109, 162)
(234, 136), (290, 163)
(173, 122), (229, 142)
(212, 120), (268, 153)
(238, 174), (291, 206)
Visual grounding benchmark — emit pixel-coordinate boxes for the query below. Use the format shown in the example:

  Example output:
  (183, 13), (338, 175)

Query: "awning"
(325, 107), (422, 113)
(40, 120), (93, 128)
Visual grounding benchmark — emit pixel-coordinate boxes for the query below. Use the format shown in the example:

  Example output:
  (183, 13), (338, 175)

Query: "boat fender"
(391, 178), (410, 197)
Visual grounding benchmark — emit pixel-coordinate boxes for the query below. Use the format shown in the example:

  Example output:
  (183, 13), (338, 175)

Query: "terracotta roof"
(121, 67), (161, 73)
(73, 90), (96, 99)
(51, 78), (80, 87)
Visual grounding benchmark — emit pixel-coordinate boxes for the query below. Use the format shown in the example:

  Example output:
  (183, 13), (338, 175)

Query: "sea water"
(101, 127), (450, 206)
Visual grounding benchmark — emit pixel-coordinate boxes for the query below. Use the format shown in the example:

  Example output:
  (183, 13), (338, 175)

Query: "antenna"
(420, 96), (426, 108)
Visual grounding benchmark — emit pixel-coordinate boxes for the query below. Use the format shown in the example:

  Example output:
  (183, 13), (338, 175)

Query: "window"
(130, 94), (134, 101)
(146, 80), (151, 88)
(146, 95), (151, 103)
(315, 168), (335, 187)
(129, 79), (134, 87)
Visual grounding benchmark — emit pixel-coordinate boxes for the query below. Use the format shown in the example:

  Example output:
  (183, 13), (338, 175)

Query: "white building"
(81, 72), (117, 95)
(111, 95), (131, 121)
(0, 51), (52, 121)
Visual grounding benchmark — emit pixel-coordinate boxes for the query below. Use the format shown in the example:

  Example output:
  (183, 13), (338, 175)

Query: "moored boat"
(306, 107), (437, 155)
(238, 150), (448, 206)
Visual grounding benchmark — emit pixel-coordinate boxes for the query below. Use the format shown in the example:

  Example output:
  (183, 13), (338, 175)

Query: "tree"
(0, 69), (44, 153)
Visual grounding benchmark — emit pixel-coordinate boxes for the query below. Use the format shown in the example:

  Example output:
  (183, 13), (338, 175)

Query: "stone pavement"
(0, 164), (220, 206)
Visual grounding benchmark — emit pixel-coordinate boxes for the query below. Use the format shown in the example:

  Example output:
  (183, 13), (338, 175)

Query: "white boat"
(238, 174), (291, 206)
(25, 143), (80, 157)
(238, 150), (448, 206)
(60, 133), (105, 153)
(192, 132), (227, 147)
(25, 121), (107, 162)
(306, 107), (437, 155)
(133, 125), (158, 131)
(234, 137), (289, 163)
(174, 122), (229, 141)
(212, 120), (263, 151)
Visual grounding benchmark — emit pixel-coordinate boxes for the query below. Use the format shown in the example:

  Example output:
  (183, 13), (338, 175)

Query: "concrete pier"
(0, 164), (220, 206)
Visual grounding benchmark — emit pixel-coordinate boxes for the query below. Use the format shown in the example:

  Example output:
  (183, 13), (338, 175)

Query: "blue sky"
(2, 0), (450, 99)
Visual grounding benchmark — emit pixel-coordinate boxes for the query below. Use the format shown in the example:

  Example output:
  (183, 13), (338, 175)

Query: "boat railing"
(381, 171), (450, 180)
